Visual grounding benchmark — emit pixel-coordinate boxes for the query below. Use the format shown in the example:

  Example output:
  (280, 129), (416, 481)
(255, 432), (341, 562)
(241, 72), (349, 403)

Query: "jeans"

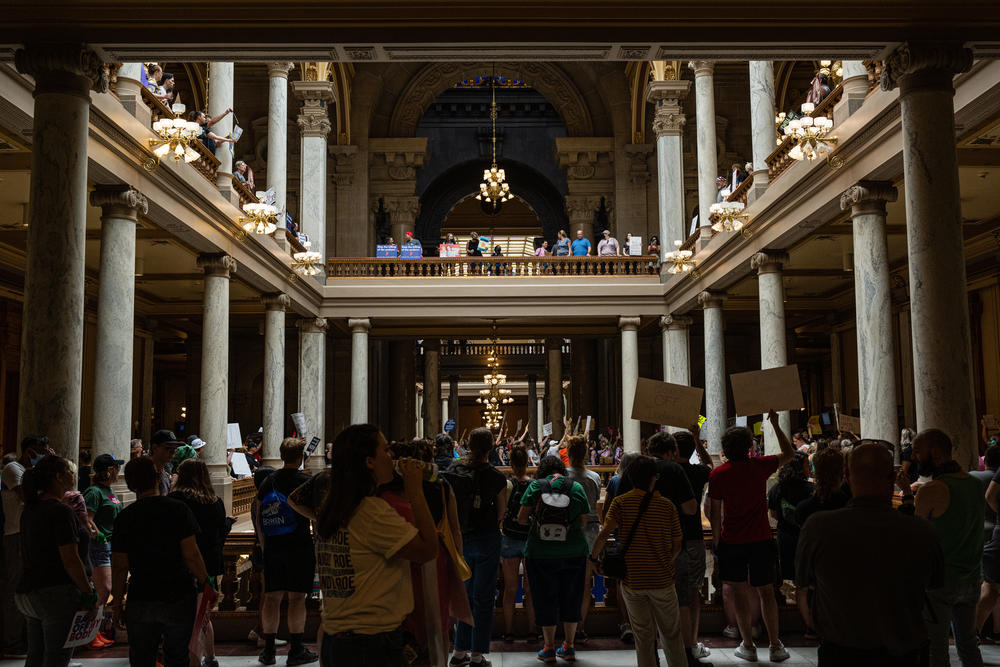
(125, 595), (197, 667)
(2, 533), (26, 653)
(926, 579), (983, 667)
(619, 584), (687, 667)
(13, 584), (79, 667)
(320, 629), (407, 667)
(819, 641), (929, 667)
(455, 532), (501, 654)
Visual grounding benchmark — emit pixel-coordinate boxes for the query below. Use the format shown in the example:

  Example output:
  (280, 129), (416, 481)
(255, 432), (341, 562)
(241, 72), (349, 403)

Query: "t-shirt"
(618, 459), (697, 540)
(553, 238), (570, 256)
(597, 238), (620, 256)
(570, 238), (591, 256)
(606, 490), (682, 590)
(678, 461), (711, 540)
(794, 491), (850, 529)
(521, 474), (591, 559)
(168, 492), (229, 576)
(83, 484), (122, 539)
(17, 499), (79, 594)
(707, 455), (780, 544)
(317, 496), (419, 635)
(112, 495), (200, 602)
(2, 461), (25, 536)
(566, 466), (602, 526)
(257, 468), (314, 549)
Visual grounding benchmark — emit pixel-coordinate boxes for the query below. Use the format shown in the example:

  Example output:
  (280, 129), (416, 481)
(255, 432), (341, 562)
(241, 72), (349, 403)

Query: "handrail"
(232, 477), (256, 516)
(189, 138), (221, 185)
(326, 255), (659, 278)
(766, 82), (844, 183)
(140, 85), (173, 122)
(726, 173), (753, 206)
(232, 176), (258, 207)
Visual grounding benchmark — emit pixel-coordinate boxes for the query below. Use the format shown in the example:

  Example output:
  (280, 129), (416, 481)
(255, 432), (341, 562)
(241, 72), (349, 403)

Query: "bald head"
(912, 428), (953, 467)
(847, 443), (894, 498)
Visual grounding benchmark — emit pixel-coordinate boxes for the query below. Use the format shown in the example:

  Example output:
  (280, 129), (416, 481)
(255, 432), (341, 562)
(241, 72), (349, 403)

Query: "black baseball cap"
(150, 429), (184, 448)
(93, 453), (125, 472)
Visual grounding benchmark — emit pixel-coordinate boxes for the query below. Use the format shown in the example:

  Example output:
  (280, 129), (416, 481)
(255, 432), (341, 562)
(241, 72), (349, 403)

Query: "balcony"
(326, 255), (659, 279)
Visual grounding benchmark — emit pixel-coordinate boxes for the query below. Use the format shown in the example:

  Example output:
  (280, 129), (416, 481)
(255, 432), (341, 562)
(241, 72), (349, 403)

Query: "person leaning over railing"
(188, 109), (234, 157)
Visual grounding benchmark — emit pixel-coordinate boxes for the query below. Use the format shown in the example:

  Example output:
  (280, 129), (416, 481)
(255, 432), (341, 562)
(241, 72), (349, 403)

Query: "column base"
(110, 480), (137, 507)
(210, 469), (234, 515)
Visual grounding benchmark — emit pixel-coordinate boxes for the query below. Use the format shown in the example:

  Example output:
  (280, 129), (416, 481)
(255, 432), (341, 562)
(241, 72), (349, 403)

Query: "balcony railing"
(232, 176), (258, 207)
(189, 139), (221, 185)
(767, 82), (844, 183)
(726, 173), (753, 206)
(140, 85), (172, 123)
(326, 255), (659, 278)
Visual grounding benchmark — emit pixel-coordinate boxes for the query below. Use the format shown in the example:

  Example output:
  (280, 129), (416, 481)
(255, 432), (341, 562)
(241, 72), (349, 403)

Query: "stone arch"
(388, 62), (594, 138)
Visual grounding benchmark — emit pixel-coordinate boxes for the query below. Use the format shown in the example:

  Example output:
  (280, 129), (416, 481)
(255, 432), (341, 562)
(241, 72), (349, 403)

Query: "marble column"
(748, 61), (776, 202)
(424, 339), (441, 437)
(620, 317), (641, 452)
(537, 398), (545, 442)
(830, 330), (844, 409)
(661, 314), (693, 388)
(14, 45), (108, 459)
(546, 337), (564, 438)
(699, 291), (727, 454)
(115, 63), (151, 126)
(689, 61), (719, 244)
(835, 60), (871, 125)
(292, 81), (334, 263)
(645, 79), (691, 256)
(883, 43), (976, 468)
(197, 253), (236, 510)
(449, 376), (459, 435)
(298, 318), (328, 470)
(208, 62), (235, 202)
(266, 62), (294, 212)
(751, 251), (791, 453)
(840, 182), (900, 446)
(349, 318), (371, 424)
(90, 185), (147, 464)
(261, 293), (289, 468)
(527, 374), (538, 443)
(441, 398), (449, 423)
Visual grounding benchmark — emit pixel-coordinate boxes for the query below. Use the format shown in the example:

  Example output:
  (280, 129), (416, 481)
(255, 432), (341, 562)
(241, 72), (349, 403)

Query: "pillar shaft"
(15, 45), (107, 460)
(293, 81), (334, 263)
(835, 60), (871, 125)
(646, 80), (691, 255)
(91, 186), (147, 463)
(298, 318), (329, 471)
(689, 61), (718, 241)
(208, 62), (235, 197)
(424, 339), (441, 437)
(527, 374), (538, 443)
(349, 318), (371, 424)
(884, 43), (976, 467)
(749, 61), (776, 200)
(449, 376), (459, 435)
(266, 63), (293, 212)
(700, 292), (727, 454)
(115, 63), (151, 126)
(261, 293), (289, 468)
(661, 315), (692, 387)
(752, 251), (791, 452)
(546, 338), (564, 438)
(620, 317), (641, 453)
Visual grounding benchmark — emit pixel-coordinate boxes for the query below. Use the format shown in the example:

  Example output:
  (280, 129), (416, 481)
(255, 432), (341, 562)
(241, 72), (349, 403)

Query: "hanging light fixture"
(476, 320), (513, 428)
(291, 240), (323, 277)
(783, 102), (838, 162)
(239, 202), (279, 235)
(149, 103), (202, 164)
(710, 201), (750, 233)
(475, 68), (512, 212)
(664, 240), (696, 275)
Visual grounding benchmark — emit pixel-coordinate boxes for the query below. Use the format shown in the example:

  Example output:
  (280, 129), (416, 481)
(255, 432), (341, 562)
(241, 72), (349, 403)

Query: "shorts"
(525, 556), (587, 627)
(717, 539), (777, 588)
(583, 523), (601, 551)
(674, 539), (707, 606)
(89, 540), (112, 568)
(263, 545), (316, 594)
(500, 535), (527, 559)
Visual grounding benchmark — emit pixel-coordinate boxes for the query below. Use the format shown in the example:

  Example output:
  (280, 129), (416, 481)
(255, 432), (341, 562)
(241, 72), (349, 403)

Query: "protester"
(82, 453), (124, 648)
(130, 439), (144, 460)
(767, 452), (813, 586)
(796, 443), (943, 666)
(706, 411), (793, 662)
(157, 72), (176, 105)
(500, 446), (536, 642)
(565, 436), (603, 643)
(597, 229), (621, 256)
(553, 230), (571, 257)
(517, 455), (591, 663)
(149, 429), (182, 496)
(434, 432), (456, 472)
(111, 456), (210, 667)
(592, 456), (688, 667)
(571, 229), (592, 256)
(602, 451), (641, 643)
(646, 235), (660, 257)
(535, 241), (549, 257)
(403, 231), (420, 246)
(255, 438), (318, 665)
(188, 109), (235, 156)
(246, 467), (285, 650)
(234, 160), (256, 191)
(978, 448), (1000, 642)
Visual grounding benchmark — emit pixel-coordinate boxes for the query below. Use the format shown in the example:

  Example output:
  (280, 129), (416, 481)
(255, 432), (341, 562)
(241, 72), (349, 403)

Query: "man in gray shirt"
(795, 443), (944, 666)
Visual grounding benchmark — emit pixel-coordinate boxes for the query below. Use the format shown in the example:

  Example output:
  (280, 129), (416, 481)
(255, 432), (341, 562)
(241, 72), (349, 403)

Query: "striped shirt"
(606, 489), (682, 590)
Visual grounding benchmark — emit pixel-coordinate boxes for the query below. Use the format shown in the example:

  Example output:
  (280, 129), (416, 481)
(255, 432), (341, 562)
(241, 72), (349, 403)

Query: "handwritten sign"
(291, 412), (307, 438)
(226, 423), (242, 450)
(542, 422), (553, 437)
(630, 378), (704, 428)
(629, 236), (643, 256)
(64, 608), (104, 648)
(729, 365), (804, 416)
(838, 413), (861, 434)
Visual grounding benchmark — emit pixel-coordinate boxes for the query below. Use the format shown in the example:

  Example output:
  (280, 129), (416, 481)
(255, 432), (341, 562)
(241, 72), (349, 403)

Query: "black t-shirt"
(767, 479), (815, 536)
(794, 491), (850, 529)
(112, 496), (200, 602)
(618, 459), (698, 540)
(450, 462), (507, 537)
(257, 468), (313, 549)
(901, 446), (920, 483)
(18, 499), (79, 594)
(168, 492), (229, 576)
(678, 461), (711, 540)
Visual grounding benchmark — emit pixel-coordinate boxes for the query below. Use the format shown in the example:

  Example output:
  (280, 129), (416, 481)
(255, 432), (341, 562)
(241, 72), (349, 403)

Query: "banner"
(400, 245), (422, 259)
(729, 365), (804, 416)
(376, 244), (399, 258)
(630, 378), (704, 428)
(439, 243), (461, 257)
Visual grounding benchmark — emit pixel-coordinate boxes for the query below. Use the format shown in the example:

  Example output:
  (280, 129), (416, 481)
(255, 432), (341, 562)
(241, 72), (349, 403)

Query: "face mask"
(29, 454), (44, 467)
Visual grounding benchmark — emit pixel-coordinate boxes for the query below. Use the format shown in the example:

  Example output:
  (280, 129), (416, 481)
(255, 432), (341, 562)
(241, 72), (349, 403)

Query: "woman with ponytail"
(16, 455), (97, 667)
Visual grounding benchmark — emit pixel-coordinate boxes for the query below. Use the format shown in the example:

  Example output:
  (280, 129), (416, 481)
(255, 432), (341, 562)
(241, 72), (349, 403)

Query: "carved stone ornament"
(260, 293), (290, 311)
(651, 99), (686, 138)
(840, 181), (899, 214)
(619, 316), (642, 331)
(90, 184), (148, 220)
(266, 62), (295, 79)
(297, 317), (329, 334)
(297, 98), (332, 138)
(880, 42), (973, 92)
(661, 314), (693, 330)
(382, 196), (421, 223)
(345, 47), (376, 61)
(197, 253), (237, 278)
(348, 317), (371, 333)
(750, 250), (790, 274)
(688, 60), (715, 78)
(565, 195), (604, 221)
(697, 290), (726, 309)
(619, 47), (651, 60)
(15, 44), (109, 96)
(625, 144), (653, 185)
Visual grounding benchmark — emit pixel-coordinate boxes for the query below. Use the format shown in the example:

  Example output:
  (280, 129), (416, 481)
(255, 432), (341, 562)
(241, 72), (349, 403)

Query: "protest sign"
(291, 412), (307, 437)
(226, 423), (242, 450)
(807, 415), (823, 435)
(584, 416), (592, 434)
(838, 413), (861, 434)
(629, 236), (643, 256)
(729, 365), (804, 416)
(753, 421), (764, 436)
(376, 244), (399, 258)
(64, 608), (103, 648)
(231, 452), (252, 477)
(188, 584), (218, 655)
(444, 418), (456, 432)
(542, 422), (553, 437)
(400, 245), (422, 259)
(439, 243), (461, 257)
(630, 378), (704, 428)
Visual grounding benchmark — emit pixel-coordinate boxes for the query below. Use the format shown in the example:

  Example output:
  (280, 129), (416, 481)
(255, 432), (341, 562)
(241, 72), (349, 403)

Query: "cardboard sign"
(291, 412), (307, 437)
(542, 422), (553, 437)
(584, 416), (592, 434)
(629, 236), (643, 256)
(64, 607), (104, 648)
(516, 419), (523, 433)
(444, 418), (456, 432)
(729, 365), (804, 416)
(400, 245), (422, 259)
(838, 413), (861, 434)
(231, 451), (252, 477)
(376, 244), (399, 258)
(630, 378), (704, 428)
(807, 415), (823, 435)
(226, 423), (242, 450)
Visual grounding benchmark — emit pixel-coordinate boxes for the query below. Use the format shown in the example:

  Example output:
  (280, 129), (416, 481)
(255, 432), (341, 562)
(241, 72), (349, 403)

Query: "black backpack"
(502, 478), (532, 540)
(442, 462), (498, 535)
(532, 476), (574, 542)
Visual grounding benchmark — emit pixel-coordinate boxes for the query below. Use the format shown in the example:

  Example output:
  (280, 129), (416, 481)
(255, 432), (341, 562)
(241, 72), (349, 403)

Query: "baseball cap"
(93, 453), (125, 472)
(602, 229), (610, 235)
(150, 429), (183, 448)
(186, 436), (206, 450)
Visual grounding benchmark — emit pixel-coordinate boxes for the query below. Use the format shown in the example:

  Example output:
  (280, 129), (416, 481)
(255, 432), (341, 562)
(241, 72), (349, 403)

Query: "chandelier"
(710, 201), (749, 233)
(782, 102), (837, 161)
(149, 104), (201, 164)
(476, 321), (513, 428)
(664, 240), (696, 275)
(475, 71), (512, 211)
(239, 202), (279, 235)
(291, 240), (323, 277)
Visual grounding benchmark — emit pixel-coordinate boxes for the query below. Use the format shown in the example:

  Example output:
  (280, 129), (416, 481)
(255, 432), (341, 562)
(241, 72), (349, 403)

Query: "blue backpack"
(260, 482), (298, 537)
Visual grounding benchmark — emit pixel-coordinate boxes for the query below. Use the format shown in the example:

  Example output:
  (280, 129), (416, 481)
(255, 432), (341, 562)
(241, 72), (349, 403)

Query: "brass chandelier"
(477, 321), (513, 429)
(710, 201), (749, 233)
(475, 72), (512, 211)
(291, 240), (323, 277)
(782, 102), (838, 162)
(239, 202), (279, 235)
(664, 240), (696, 275)
(149, 103), (201, 164)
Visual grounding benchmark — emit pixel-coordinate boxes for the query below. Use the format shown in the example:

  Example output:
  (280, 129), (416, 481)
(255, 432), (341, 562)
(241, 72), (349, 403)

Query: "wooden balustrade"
(726, 173), (753, 206)
(232, 477), (256, 517)
(767, 82), (845, 182)
(140, 85), (173, 122)
(326, 255), (658, 278)
(231, 176), (258, 207)
(189, 138), (221, 185)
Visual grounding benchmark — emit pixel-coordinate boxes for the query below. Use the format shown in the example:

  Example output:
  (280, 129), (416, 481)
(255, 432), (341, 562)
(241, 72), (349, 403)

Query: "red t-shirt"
(707, 455), (779, 544)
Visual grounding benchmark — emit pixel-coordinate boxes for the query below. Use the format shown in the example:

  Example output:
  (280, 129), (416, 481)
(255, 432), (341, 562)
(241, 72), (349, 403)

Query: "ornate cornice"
(298, 317), (329, 334)
(619, 316), (641, 331)
(296, 99), (332, 139)
(688, 60), (715, 78)
(564, 195), (605, 221)
(14, 44), (108, 97)
(881, 42), (973, 93)
(660, 314), (693, 330)
(89, 184), (148, 221)
(197, 253), (237, 278)
(840, 181), (898, 216)
(261, 292), (290, 311)
(646, 81), (689, 139)
(750, 250), (790, 274)
(348, 317), (371, 334)
(697, 290), (726, 309)
(266, 62), (295, 79)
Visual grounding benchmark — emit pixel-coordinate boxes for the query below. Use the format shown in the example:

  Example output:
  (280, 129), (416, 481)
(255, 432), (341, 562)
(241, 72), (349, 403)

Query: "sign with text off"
(729, 364), (804, 416)
(631, 378), (703, 428)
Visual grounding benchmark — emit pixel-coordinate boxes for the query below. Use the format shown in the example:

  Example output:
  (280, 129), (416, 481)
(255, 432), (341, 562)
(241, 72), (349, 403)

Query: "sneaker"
(537, 647), (557, 664)
(203, 660), (220, 667)
(470, 657), (492, 667)
(694, 643), (711, 658)
(722, 625), (740, 639)
(88, 635), (108, 649)
(556, 642), (576, 662)
(734, 644), (758, 662)
(769, 644), (789, 663)
(575, 630), (588, 645)
(287, 648), (318, 666)
(259, 650), (276, 666)
(97, 632), (115, 647)
(620, 622), (634, 643)
(450, 655), (471, 667)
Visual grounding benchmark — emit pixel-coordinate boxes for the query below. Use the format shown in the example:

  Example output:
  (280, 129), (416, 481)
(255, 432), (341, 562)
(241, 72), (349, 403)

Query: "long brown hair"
(812, 448), (844, 502)
(173, 459), (218, 504)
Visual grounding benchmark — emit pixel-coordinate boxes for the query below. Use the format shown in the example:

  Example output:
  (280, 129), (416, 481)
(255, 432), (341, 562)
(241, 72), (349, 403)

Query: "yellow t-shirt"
(317, 496), (419, 635)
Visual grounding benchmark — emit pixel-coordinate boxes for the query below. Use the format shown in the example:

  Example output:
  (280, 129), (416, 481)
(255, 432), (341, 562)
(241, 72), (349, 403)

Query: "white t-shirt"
(2, 461), (25, 536)
(317, 496), (419, 635)
(567, 466), (603, 526)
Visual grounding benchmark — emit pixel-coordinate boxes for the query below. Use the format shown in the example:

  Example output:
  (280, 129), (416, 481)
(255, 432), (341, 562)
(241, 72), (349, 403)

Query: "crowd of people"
(2, 415), (1000, 666)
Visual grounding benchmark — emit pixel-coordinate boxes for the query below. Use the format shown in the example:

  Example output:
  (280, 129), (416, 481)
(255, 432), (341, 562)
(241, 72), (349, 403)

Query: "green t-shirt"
(521, 474), (591, 559)
(83, 484), (122, 539)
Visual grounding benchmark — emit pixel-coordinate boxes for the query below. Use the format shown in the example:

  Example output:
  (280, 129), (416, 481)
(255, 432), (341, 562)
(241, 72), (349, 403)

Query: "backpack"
(502, 478), (532, 541)
(532, 476), (573, 542)
(442, 463), (497, 535)
(259, 477), (298, 537)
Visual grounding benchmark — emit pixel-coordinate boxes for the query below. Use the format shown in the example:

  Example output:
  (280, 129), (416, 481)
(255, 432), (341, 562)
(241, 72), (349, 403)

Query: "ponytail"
(21, 455), (69, 506)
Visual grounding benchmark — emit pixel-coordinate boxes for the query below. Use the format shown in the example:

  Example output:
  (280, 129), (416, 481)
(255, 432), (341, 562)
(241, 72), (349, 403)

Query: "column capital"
(645, 80), (690, 139)
(297, 101), (332, 139)
(90, 184), (148, 221)
(618, 316), (641, 332)
(297, 317), (329, 334)
(348, 318), (371, 334)
(660, 314), (693, 330)
(840, 181), (899, 216)
(197, 253), (236, 278)
(750, 250), (790, 275)
(266, 62), (295, 79)
(260, 292), (290, 311)
(15, 44), (109, 97)
(881, 42), (973, 93)
(698, 290), (726, 309)
(688, 60), (715, 78)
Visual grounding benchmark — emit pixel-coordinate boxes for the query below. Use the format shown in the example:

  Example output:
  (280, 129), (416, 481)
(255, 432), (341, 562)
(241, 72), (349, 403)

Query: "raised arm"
(770, 410), (795, 466)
